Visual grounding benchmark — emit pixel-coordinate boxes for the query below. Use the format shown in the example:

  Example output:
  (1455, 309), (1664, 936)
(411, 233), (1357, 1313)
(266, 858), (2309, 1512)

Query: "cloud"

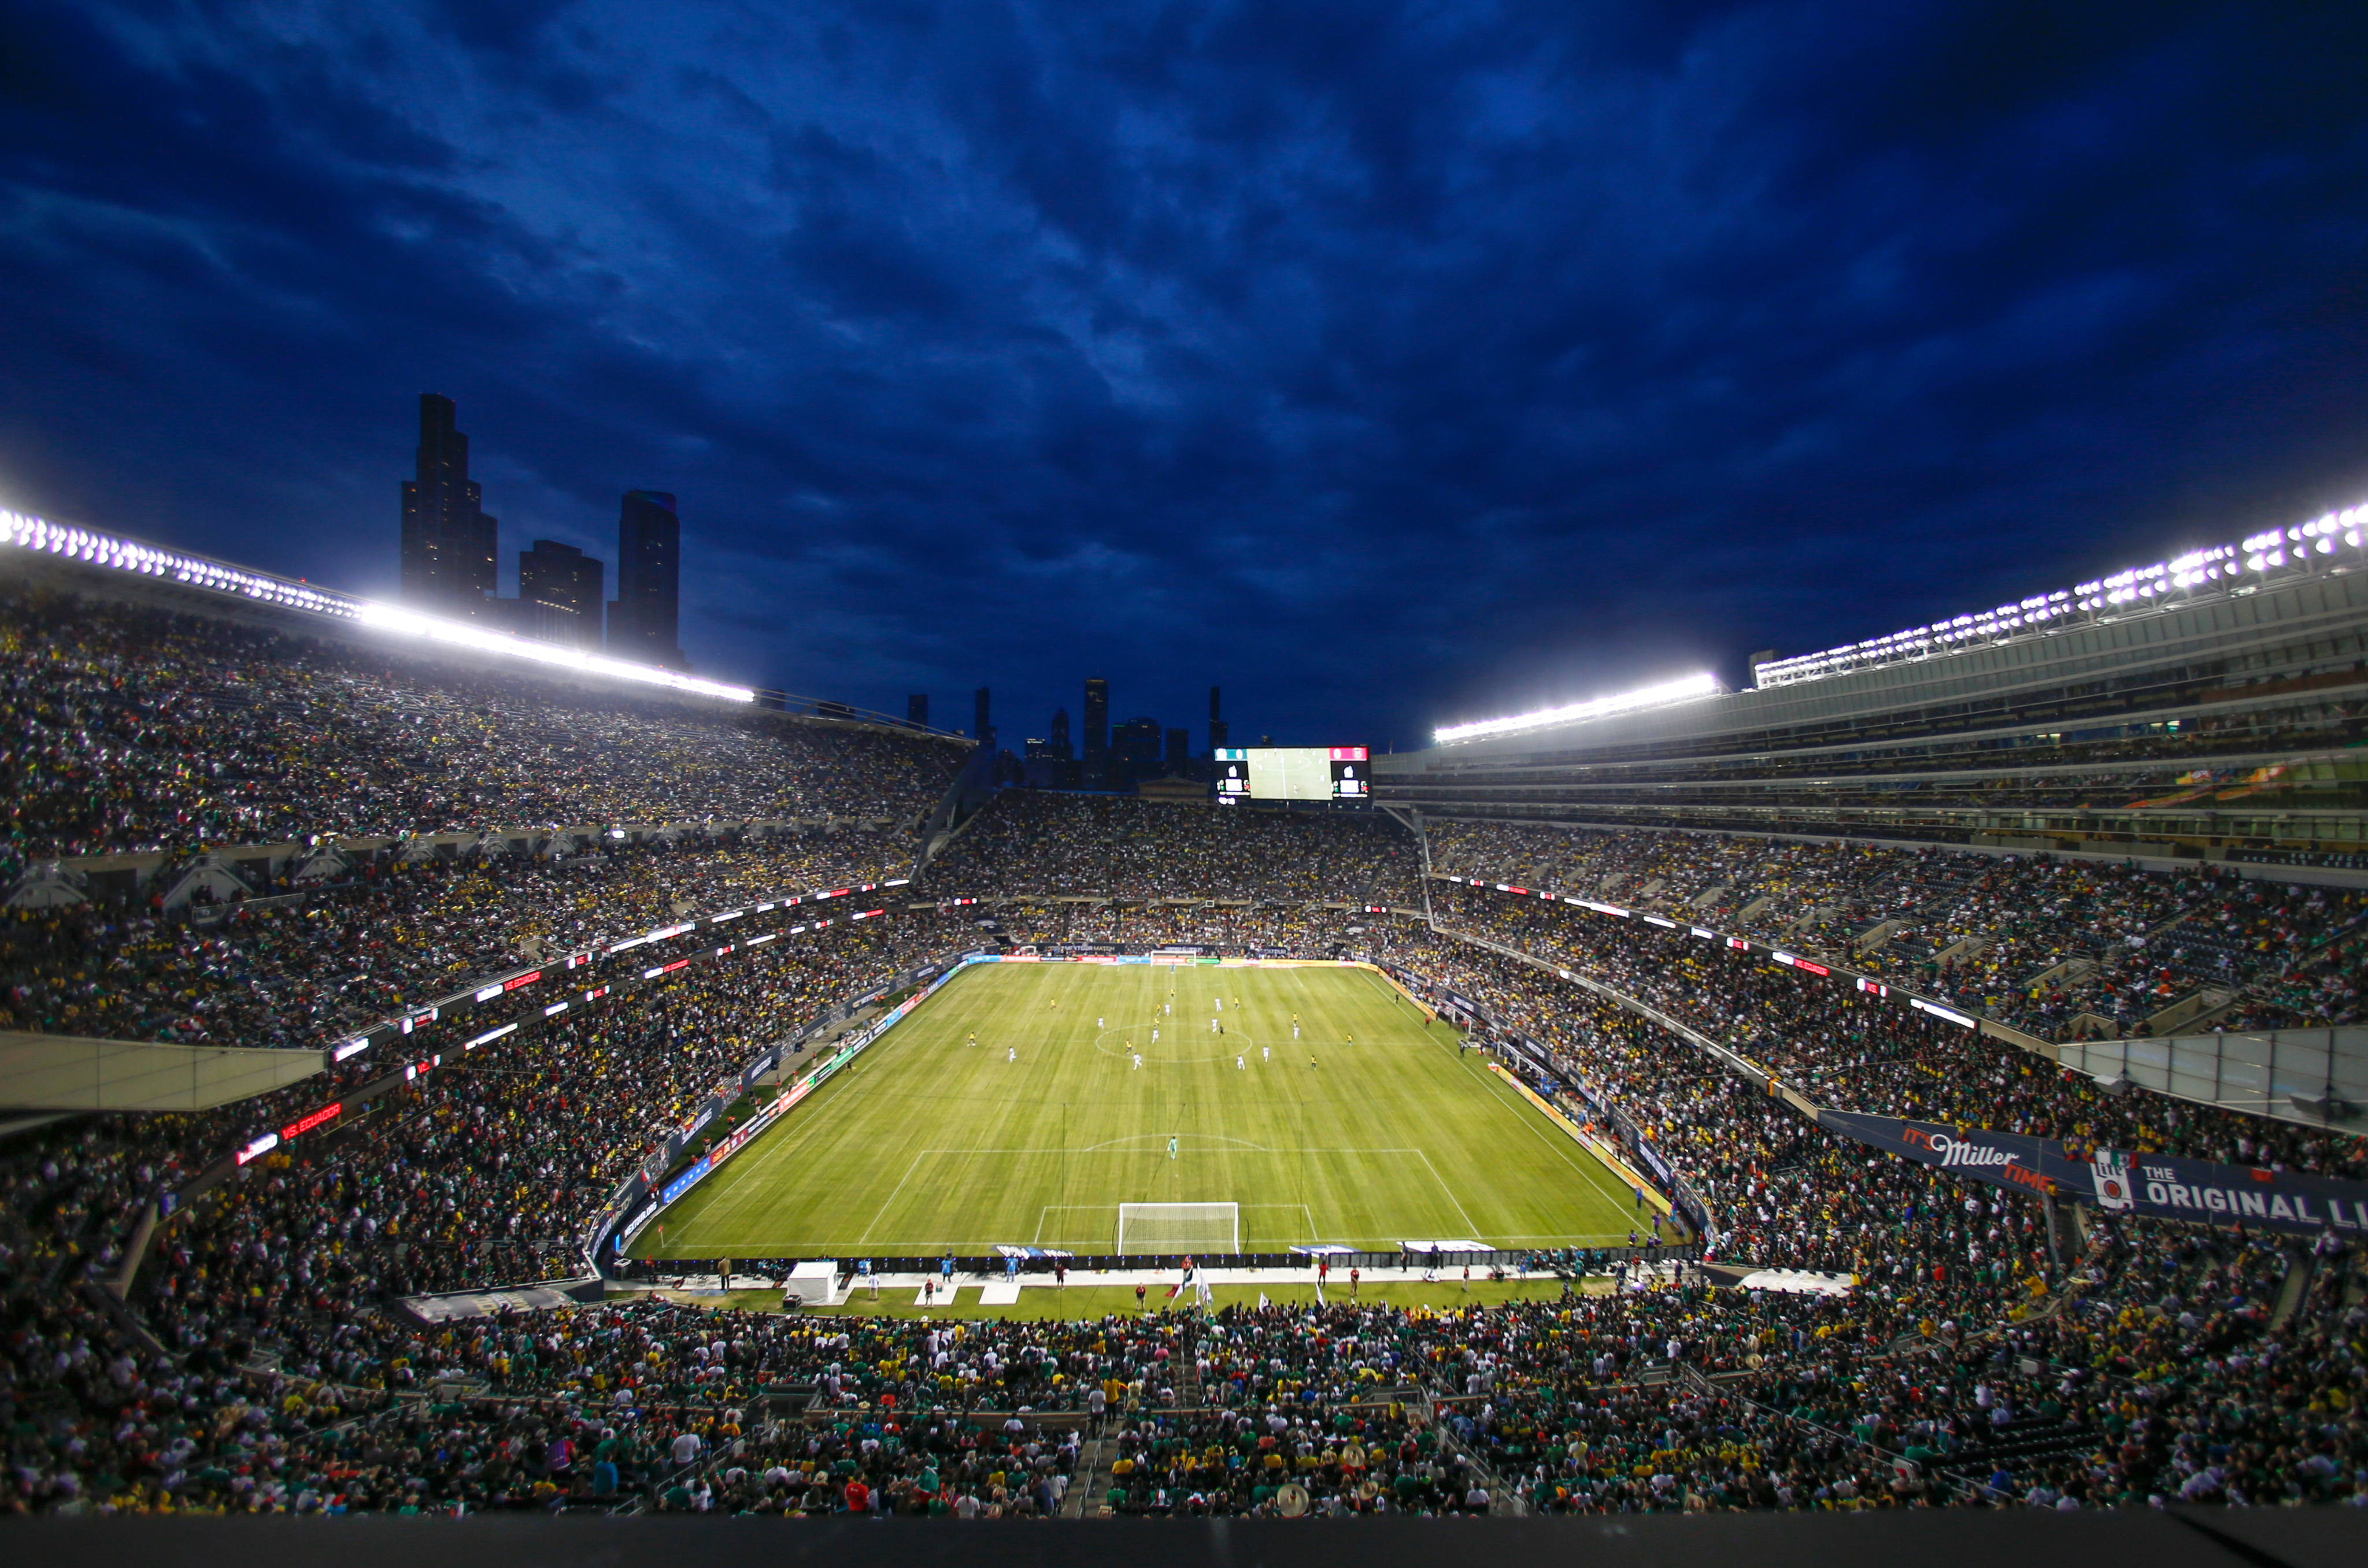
(1, 0), (2365, 748)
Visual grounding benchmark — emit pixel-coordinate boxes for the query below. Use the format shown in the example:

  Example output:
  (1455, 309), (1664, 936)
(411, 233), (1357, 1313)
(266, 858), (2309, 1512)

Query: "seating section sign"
(1816, 1109), (2368, 1237)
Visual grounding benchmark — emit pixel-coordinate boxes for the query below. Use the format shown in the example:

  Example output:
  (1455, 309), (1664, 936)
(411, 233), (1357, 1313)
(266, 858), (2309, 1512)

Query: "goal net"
(1116, 1202), (1240, 1255)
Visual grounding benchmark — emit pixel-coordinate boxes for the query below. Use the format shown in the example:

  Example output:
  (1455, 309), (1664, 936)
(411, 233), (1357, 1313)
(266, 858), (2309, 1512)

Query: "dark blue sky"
(3, 2), (2365, 750)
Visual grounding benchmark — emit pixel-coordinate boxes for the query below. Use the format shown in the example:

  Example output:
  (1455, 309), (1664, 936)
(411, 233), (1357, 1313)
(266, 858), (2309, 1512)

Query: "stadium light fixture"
(1754, 498), (2368, 689)
(352, 600), (754, 703)
(0, 506), (754, 705)
(1434, 670), (1720, 744)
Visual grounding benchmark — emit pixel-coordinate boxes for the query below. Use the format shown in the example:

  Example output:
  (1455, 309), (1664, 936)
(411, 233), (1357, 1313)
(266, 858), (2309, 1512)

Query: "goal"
(1116, 1202), (1240, 1255)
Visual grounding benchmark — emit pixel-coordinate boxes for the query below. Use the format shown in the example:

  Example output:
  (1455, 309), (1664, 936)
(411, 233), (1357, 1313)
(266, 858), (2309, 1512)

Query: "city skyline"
(394, 395), (691, 672)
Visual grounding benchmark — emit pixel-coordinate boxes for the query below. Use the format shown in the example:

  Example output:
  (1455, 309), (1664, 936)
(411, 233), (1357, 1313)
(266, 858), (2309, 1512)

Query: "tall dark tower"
(974, 686), (992, 747)
(517, 539), (604, 647)
(1082, 678), (1109, 789)
(1208, 684), (1228, 756)
(398, 394), (498, 608)
(611, 490), (684, 668)
(907, 694), (930, 728)
(1048, 707), (1072, 758)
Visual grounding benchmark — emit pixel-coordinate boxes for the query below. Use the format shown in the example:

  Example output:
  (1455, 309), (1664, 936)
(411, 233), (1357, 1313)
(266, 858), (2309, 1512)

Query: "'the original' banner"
(1816, 1109), (2368, 1237)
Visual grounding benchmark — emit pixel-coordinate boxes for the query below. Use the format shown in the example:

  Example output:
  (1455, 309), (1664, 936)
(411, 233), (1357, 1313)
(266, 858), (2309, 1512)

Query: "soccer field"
(632, 961), (1648, 1259)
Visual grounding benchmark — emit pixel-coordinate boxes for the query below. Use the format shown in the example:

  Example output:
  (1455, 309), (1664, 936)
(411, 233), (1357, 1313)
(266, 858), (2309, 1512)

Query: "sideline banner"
(1817, 1108), (2368, 1236)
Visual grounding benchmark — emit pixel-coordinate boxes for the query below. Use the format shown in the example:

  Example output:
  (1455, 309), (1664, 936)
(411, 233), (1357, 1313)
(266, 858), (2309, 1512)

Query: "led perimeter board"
(1215, 746), (1370, 802)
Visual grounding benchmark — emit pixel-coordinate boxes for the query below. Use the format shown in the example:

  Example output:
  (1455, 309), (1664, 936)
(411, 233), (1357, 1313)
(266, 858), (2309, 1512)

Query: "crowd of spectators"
(922, 794), (1421, 906)
(990, 902), (1385, 957)
(3, 884), (2363, 1514)
(139, 913), (964, 1307)
(11, 1206), (2357, 1515)
(0, 588), (965, 866)
(2, 829), (915, 1047)
(1426, 884), (2368, 1179)
(5, 633), (2367, 1515)
(1424, 821), (2368, 1037)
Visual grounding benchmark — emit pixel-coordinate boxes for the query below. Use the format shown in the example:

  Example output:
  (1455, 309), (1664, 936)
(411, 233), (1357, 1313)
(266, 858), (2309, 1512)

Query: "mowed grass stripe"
(636, 962), (1643, 1258)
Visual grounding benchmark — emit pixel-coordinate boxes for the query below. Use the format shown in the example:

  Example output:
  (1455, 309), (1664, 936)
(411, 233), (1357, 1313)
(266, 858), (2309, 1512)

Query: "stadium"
(1, 502), (2364, 1532)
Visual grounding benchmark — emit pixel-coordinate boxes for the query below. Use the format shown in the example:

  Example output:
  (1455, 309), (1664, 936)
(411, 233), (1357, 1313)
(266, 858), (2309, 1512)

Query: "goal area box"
(1116, 1202), (1240, 1255)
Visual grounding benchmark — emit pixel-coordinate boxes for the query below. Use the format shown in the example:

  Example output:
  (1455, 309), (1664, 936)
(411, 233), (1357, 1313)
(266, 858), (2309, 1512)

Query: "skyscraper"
(1109, 717), (1163, 787)
(1048, 707), (1072, 759)
(908, 694), (930, 728)
(1082, 678), (1109, 788)
(398, 394), (498, 608)
(1208, 684), (1228, 756)
(1164, 727), (1189, 772)
(610, 490), (685, 668)
(517, 539), (604, 647)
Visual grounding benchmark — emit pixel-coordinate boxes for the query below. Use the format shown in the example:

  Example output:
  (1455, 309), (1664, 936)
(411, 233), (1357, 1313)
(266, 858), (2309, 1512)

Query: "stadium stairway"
(1064, 1436), (1112, 1517)
(2269, 1246), (2314, 1332)
(1175, 1322), (1206, 1408)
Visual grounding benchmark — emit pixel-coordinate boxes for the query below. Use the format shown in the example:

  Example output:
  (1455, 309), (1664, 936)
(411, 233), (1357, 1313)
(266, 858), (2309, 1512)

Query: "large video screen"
(1215, 746), (1369, 801)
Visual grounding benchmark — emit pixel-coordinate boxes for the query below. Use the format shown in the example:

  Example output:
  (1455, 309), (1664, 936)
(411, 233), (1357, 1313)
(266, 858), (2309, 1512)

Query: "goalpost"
(1116, 1202), (1240, 1255)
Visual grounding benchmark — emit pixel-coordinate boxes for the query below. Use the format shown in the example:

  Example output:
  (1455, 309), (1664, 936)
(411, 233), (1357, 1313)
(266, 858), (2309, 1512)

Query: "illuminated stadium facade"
(1381, 504), (2368, 866)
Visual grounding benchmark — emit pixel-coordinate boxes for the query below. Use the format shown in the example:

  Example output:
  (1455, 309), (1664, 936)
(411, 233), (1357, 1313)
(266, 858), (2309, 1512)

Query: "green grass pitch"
(633, 961), (1649, 1259)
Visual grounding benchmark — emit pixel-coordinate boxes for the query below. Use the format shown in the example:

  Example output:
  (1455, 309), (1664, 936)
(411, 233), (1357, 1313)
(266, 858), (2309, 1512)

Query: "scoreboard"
(1214, 746), (1370, 802)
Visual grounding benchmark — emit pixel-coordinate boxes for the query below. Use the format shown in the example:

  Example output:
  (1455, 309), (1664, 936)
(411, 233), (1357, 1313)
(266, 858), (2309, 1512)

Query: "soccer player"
(1152, 1027), (1159, 1043)
(1168, 1135), (1178, 1161)
(1236, 1055), (1245, 1070)
(1261, 1046), (1270, 1062)
(968, 1032), (978, 1048)
(1345, 1032), (1353, 1045)
(1098, 1017), (1104, 1029)
(1308, 1054), (1317, 1070)
(1293, 1024), (1301, 1040)
(1008, 1046), (1016, 1063)
(1164, 1002), (1171, 1017)
(1210, 1017), (1219, 1034)
(1215, 997), (1222, 1011)
(1133, 1053), (1142, 1070)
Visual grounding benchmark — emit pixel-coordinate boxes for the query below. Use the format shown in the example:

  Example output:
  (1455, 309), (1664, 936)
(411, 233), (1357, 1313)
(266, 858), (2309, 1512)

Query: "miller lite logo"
(2089, 1149), (2135, 1211)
